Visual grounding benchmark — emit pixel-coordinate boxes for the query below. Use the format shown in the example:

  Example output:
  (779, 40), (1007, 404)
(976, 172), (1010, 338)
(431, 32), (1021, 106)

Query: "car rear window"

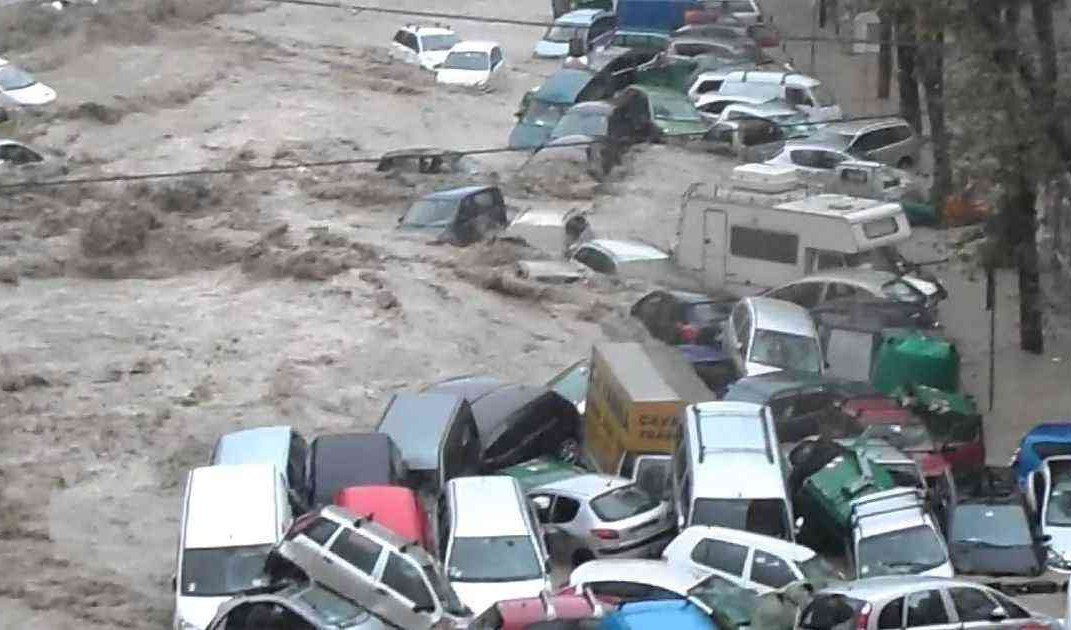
(800, 594), (867, 629)
(590, 485), (660, 521)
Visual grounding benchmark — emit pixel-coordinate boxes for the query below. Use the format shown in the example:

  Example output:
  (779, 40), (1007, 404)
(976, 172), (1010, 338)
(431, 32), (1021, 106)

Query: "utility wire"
(0, 113), (916, 191)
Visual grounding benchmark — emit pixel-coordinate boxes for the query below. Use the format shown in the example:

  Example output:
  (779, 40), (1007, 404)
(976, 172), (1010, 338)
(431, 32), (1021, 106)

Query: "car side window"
(825, 282), (861, 301)
(393, 30), (407, 45)
(330, 529), (383, 575)
(949, 587), (999, 622)
(692, 538), (748, 576)
(890, 124), (913, 143)
(769, 282), (822, 309)
(850, 130), (882, 153)
(303, 517), (339, 546)
(697, 80), (721, 94)
(490, 47), (502, 67)
(551, 496), (581, 523)
(989, 591), (1029, 619)
(877, 597), (903, 629)
(382, 552), (435, 610)
(636, 293), (664, 320)
(749, 550), (795, 588)
(789, 149), (822, 169)
(906, 590), (949, 627)
(405, 32), (419, 52)
(785, 86), (813, 107)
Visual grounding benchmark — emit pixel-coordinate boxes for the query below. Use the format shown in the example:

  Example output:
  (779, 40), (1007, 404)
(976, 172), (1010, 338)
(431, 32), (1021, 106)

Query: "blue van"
(600, 600), (718, 630)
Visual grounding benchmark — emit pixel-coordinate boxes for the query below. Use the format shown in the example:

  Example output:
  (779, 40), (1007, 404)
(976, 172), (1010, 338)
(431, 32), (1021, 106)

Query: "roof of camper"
(774, 194), (903, 222)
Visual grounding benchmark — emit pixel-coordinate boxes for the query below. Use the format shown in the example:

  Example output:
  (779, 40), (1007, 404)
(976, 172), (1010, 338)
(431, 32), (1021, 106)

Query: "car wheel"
(897, 156), (914, 169)
(572, 549), (595, 568)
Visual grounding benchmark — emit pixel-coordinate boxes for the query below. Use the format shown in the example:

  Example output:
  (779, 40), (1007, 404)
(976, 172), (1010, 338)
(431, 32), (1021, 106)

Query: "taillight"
(591, 529), (620, 540)
(679, 323), (699, 344)
(855, 603), (872, 630)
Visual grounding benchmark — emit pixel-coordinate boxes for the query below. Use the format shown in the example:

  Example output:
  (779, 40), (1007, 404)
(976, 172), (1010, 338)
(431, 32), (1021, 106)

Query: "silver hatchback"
(797, 576), (1059, 630)
(528, 473), (675, 567)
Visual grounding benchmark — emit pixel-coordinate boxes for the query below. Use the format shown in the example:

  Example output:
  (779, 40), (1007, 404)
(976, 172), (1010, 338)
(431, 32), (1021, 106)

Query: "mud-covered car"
(0, 138), (66, 181)
(398, 185), (508, 245)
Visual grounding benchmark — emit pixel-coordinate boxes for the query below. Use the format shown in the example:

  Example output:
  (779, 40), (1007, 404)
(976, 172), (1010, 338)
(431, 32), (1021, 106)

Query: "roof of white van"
(774, 194), (903, 223)
(747, 297), (817, 336)
(688, 402), (785, 498)
(185, 464), (279, 549)
(450, 476), (529, 536)
(694, 451), (786, 498)
(722, 70), (821, 87)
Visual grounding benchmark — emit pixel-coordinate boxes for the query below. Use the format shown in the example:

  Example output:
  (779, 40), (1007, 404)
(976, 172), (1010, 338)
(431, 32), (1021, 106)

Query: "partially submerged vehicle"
(0, 58), (56, 106)
(509, 68), (612, 149)
(307, 432), (408, 507)
(399, 185), (508, 245)
(437, 41), (507, 89)
(375, 392), (482, 490)
(389, 24), (460, 71)
(502, 205), (593, 257)
(569, 238), (674, 282)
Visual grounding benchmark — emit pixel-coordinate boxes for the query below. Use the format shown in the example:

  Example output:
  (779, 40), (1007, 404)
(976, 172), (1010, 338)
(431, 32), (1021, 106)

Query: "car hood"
(451, 579), (547, 617)
(2, 81), (56, 106)
(534, 40), (571, 58)
(176, 595), (231, 630)
(510, 123), (556, 150)
(950, 542), (1044, 577)
(420, 50), (451, 70)
(437, 68), (490, 87)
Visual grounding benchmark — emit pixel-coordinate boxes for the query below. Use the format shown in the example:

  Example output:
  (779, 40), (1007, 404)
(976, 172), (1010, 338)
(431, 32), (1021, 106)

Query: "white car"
(436, 41), (506, 89)
(722, 296), (825, 377)
(390, 25), (460, 71)
(662, 526), (842, 594)
(0, 58), (55, 106)
(1026, 455), (1071, 571)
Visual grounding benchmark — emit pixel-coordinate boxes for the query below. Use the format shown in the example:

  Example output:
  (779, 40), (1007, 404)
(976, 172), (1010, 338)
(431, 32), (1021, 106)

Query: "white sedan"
(0, 58), (55, 106)
(436, 41), (506, 89)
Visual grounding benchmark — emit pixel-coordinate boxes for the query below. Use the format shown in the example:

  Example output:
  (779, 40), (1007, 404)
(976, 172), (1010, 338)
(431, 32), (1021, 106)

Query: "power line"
(0, 113), (921, 191)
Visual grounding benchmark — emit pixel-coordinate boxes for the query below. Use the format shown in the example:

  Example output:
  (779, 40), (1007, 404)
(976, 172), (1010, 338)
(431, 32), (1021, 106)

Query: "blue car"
(1012, 421), (1071, 487)
(601, 600), (718, 630)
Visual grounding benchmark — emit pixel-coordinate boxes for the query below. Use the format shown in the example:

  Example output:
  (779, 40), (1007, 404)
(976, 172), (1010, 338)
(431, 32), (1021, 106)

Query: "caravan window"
(730, 226), (798, 265)
(862, 217), (899, 239)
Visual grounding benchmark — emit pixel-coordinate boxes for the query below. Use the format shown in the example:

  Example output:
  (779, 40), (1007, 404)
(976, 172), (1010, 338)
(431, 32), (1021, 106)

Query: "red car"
(470, 590), (610, 630)
(333, 485), (432, 550)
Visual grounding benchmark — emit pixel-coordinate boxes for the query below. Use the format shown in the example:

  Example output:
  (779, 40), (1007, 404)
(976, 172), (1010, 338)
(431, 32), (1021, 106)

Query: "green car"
(620, 84), (710, 139)
(499, 456), (587, 492)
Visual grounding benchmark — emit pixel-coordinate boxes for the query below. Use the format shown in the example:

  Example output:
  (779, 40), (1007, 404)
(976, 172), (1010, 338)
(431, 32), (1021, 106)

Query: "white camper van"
(674, 165), (913, 294)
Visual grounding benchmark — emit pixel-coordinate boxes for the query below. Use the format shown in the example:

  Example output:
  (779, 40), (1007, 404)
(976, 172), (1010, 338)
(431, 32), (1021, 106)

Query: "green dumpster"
(798, 448), (897, 533)
(871, 330), (959, 395)
(499, 456), (586, 492)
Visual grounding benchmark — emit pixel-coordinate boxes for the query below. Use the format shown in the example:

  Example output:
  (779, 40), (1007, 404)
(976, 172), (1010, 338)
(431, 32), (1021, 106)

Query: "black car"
(398, 185), (508, 246)
(946, 468), (1049, 577)
(423, 376), (583, 472)
(306, 432), (408, 507)
(630, 290), (732, 345)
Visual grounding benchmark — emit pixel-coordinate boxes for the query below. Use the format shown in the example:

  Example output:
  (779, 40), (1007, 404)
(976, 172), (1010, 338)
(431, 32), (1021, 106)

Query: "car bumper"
(594, 527), (675, 558)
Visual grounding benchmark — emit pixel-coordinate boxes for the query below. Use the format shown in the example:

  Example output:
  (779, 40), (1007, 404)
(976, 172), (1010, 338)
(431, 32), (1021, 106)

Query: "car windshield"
(0, 65), (36, 91)
(692, 498), (791, 540)
(856, 525), (948, 577)
(401, 198), (459, 228)
(422, 563), (469, 615)
(635, 457), (671, 499)
(180, 544), (272, 596)
(552, 110), (609, 139)
(798, 555), (843, 583)
(591, 485), (660, 521)
(1046, 460), (1071, 526)
(771, 113), (819, 138)
(881, 279), (926, 304)
(523, 99), (568, 128)
(297, 583), (369, 625)
(812, 85), (837, 107)
(950, 505), (1033, 547)
(443, 51), (489, 70)
(447, 536), (542, 582)
(548, 361), (589, 406)
(545, 25), (588, 43)
(749, 329), (823, 374)
(859, 423), (934, 452)
(651, 95), (703, 122)
(422, 34), (460, 51)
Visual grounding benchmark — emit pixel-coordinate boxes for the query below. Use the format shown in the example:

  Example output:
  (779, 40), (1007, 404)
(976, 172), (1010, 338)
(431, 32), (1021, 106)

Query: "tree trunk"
(1010, 167), (1045, 354)
(918, 31), (950, 207)
(895, 4), (922, 133)
(878, 7), (894, 99)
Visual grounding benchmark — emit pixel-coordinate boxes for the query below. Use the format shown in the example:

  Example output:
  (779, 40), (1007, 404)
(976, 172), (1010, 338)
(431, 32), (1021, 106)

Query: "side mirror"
(988, 607), (1008, 622)
(532, 495), (552, 511)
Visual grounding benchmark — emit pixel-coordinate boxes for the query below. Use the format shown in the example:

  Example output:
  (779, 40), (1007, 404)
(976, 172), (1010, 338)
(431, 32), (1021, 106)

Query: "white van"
(173, 464), (292, 630)
(670, 401), (796, 541)
(718, 70), (842, 122)
(439, 476), (551, 616)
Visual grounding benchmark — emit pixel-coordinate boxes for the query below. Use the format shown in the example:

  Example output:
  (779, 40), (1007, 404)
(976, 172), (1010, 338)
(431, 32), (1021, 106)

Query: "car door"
(948, 586), (1022, 630)
(688, 538), (750, 587)
(379, 551), (438, 626)
(745, 549), (798, 592)
(904, 589), (958, 630)
(530, 493), (582, 558)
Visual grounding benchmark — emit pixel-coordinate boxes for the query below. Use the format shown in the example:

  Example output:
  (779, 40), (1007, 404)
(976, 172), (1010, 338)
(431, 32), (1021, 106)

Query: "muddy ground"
(1, 0), (1070, 627)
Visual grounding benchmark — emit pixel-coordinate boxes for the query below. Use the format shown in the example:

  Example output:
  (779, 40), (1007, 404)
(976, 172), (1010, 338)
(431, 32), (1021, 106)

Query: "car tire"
(897, 156), (914, 169)
(572, 549), (595, 568)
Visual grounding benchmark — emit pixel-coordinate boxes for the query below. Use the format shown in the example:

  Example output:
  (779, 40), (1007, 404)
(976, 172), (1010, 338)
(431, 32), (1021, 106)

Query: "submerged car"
(722, 297), (825, 377)
(0, 58), (55, 106)
(630, 289), (731, 345)
(618, 85), (709, 139)
(398, 185), (508, 245)
(437, 41), (506, 89)
(0, 138), (66, 180)
(390, 24), (460, 71)
(569, 239), (673, 282)
(509, 68), (612, 149)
